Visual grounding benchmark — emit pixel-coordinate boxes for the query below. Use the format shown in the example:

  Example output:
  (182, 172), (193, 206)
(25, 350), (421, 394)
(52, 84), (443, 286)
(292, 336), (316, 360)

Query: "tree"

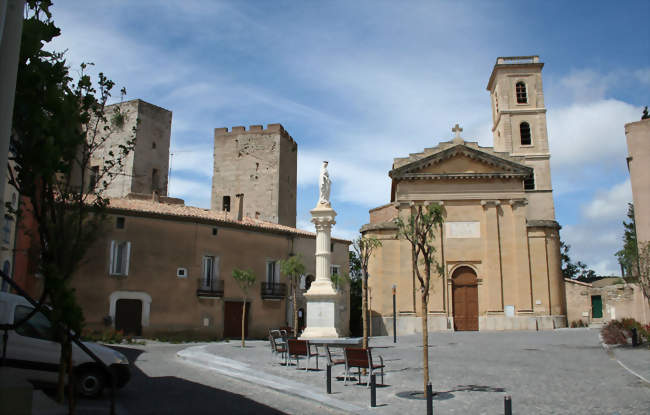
(352, 236), (381, 350)
(616, 203), (640, 278)
(348, 250), (363, 336)
(561, 241), (596, 281)
(396, 203), (444, 394)
(232, 268), (256, 347)
(10, 1), (134, 406)
(279, 255), (305, 337)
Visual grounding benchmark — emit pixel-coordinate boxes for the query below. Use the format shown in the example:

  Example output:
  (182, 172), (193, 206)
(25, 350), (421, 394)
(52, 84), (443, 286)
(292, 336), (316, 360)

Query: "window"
(266, 260), (278, 283)
(212, 227), (218, 236)
(330, 242), (334, 252)
(516, 82), (527, 104)
(3, 215), (12, 243)
(109, 240), (131, 276)
(202, 256), (219, 288)
(223, 196), (231, 212)
(116, 217), (125, 229)
(520, 122), (532, 145)
(152, 141), (156, 149)
(89, 166), (99, 189)
(330, 265), (341, 290)
(14, 305), (55, 341)
(524, 175), (535, 190)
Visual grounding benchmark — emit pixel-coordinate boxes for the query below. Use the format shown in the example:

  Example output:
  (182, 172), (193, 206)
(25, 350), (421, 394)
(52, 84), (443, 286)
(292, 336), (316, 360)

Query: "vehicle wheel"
(76, 367), (106, 398)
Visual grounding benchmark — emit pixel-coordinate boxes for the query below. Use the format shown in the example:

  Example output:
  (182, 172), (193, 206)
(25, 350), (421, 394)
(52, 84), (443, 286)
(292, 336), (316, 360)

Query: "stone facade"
(90, 99), (171, 198)
(362, 56), (566, 333)
(565, 278), (650, 326)
(211, 124), (297, 227)
(625, 118), (650, 246)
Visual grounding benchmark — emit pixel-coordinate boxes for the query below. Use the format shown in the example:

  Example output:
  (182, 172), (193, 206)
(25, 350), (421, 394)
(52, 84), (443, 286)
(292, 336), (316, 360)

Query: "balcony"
(197, 278), (224, 298)
(261, 282), (286, 300)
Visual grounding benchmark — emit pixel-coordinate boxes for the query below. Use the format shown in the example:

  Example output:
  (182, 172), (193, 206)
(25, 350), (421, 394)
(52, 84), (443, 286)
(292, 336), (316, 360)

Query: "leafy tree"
(561, 241), (596, 281)
(348, 250), (363, 336)
(615, 203), (640, 278)
(352, 236), (381, 350)
(396, 203), (444, 394)
(232, 268), (256, 347)
(10, 0), (134, 406)
(279, 255), (305, 337)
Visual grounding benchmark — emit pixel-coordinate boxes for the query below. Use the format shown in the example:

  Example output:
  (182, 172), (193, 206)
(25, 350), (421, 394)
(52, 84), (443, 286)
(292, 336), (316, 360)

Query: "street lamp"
(392, 284), (397, 343)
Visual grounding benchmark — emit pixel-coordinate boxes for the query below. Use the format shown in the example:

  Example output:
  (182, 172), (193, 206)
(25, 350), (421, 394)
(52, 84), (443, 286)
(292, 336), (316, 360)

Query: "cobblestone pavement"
(182, 329), (650, 415)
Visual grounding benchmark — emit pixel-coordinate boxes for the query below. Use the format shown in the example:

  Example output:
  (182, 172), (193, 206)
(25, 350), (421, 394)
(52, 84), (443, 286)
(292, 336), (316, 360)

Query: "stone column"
(300, 204), (341, 338)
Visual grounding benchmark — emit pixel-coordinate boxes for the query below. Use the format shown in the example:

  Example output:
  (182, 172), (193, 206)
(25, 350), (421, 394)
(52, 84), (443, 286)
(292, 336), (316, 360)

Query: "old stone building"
(90, 99), (172, 198)
(565, 278), (649, 326)
(362, 56), (566, 333)
(624, 117), (650, 247)
(211, 124), (297, 227)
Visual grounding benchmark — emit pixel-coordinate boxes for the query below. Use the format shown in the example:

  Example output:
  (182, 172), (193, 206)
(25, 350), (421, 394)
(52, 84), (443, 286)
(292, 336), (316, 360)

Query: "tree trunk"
(421, 290), (429, 394)
(241, 297), (246, 348)
(362, 269), (368, 349)
(293, 280), (298, 338)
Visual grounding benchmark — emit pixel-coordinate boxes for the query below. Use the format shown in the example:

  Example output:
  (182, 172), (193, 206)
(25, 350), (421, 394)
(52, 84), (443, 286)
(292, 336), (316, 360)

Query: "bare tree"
(280, 255), (306, 337)
(396, 203), (444, 393)
(353, 236), (382, 349)
(232, 268), (256, 347)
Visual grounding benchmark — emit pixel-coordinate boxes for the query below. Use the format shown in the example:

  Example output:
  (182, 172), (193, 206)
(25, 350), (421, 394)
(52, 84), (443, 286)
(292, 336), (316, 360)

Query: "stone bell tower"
(487, 56), (555, 221)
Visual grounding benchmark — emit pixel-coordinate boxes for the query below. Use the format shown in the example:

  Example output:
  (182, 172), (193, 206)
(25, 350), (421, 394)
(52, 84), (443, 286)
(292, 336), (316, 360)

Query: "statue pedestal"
(300, 204), (342, 339)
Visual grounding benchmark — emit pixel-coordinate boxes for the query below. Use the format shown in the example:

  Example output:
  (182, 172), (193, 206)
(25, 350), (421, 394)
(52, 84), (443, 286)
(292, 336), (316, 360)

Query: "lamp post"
(392, 284), (397, 343)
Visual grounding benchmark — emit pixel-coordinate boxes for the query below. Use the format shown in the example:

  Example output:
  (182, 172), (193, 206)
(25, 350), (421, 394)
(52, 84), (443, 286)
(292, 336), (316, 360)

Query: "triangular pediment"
(389, 143), (532, 180)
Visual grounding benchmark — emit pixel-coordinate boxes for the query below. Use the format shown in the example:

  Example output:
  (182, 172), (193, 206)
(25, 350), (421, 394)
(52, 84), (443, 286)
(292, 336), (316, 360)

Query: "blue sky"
(48, 1), (649, 275)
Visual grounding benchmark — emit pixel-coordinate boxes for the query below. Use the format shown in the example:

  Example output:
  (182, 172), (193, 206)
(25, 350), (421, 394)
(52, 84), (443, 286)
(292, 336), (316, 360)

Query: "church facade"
(362, 56), (567, 333)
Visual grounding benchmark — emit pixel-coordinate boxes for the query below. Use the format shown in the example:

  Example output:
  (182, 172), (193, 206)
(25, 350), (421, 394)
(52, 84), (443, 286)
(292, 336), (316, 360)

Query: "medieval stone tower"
(90, 99), (172, 198)
(211, 124), (297, 227)
(487, 56), (555, 221)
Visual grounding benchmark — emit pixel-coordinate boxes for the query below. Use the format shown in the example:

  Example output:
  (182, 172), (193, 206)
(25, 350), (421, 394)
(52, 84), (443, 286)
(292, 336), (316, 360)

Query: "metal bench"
(287, 339), (319, 371)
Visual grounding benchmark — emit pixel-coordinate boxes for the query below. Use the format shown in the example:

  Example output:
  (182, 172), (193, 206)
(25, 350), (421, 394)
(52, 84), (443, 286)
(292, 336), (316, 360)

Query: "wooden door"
(224, 301), (249, 338)
(115, 299), (142, 336)
(452, 267), (479, 331)
(591, 295), (603, 319)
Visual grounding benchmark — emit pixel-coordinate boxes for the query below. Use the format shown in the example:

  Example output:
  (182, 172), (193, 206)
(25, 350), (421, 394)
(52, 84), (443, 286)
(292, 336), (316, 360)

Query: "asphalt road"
(39, 342), (345, 415)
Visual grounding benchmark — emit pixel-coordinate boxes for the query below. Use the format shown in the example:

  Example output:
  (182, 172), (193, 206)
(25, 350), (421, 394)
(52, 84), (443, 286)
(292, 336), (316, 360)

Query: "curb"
(598, 332), (650, 385)
(177, 345), (367, 414)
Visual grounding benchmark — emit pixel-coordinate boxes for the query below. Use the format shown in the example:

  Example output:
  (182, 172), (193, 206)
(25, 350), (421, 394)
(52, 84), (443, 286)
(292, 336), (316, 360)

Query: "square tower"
(211, 124), (297, 227)
(487, 56), (555, 221)
(89, 99), (172, 198)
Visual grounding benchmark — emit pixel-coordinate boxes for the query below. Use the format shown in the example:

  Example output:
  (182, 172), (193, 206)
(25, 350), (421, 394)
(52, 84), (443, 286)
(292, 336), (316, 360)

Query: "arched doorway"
(452, 266), (479, 331)
(115, 299), (143, 335)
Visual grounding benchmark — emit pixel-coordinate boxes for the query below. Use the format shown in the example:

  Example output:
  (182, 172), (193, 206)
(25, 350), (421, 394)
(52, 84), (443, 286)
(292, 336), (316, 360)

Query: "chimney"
(235, 193), (244, 221)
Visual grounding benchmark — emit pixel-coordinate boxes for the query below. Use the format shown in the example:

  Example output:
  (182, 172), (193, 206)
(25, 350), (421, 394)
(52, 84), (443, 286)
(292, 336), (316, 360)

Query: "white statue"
(319, 161), (331, 205)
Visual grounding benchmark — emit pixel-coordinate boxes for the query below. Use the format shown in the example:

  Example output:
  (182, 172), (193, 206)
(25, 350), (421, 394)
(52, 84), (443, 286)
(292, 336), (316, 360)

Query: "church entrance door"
(452, 266), (479, 331)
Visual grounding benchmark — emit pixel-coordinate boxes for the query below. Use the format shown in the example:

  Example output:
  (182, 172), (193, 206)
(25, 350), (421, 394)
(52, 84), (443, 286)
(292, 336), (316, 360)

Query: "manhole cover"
(395, 391), (454, 401)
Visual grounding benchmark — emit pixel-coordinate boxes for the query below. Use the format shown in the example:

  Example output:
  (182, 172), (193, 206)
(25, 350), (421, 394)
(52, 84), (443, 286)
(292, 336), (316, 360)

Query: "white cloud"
(583, 180), (632, 221)
(167, 177), (211, 208)
(634, 68), (650, 86)
(561, 224), (623, 276)
(548, 99), (639, 168)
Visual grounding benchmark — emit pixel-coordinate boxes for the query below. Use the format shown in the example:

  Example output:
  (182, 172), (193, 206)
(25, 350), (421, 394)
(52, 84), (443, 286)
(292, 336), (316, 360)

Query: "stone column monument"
(300, 161), (341, 339)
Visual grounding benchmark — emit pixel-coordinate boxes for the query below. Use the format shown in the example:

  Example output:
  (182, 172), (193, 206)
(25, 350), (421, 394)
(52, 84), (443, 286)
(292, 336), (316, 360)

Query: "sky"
(46, 0), (649, 276)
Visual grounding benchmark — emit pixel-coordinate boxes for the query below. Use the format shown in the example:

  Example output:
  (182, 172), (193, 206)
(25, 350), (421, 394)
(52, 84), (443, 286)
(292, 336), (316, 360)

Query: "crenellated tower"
(211, 124), (297, 227)
(487, 56), (555, 221)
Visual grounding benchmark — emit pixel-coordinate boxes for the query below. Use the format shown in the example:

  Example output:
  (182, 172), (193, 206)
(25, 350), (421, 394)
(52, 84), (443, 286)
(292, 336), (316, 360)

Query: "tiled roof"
(106, 198), (351, 243)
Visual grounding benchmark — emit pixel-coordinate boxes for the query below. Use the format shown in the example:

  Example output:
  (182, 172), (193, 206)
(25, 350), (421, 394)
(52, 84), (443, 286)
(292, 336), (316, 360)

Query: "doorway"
(115, 298), (143, 335)
(591, 295), (603, 319)
(224, 301), (250, 339)
(452, 266), (479, 331)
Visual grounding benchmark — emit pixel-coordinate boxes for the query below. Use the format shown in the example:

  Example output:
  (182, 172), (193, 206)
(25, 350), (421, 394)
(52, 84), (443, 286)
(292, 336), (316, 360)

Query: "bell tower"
(487, 56), (555, 220)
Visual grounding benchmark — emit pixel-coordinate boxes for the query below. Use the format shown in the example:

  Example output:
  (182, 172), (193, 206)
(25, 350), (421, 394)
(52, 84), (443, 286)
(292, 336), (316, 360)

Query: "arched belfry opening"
(452, 266), (479, 331)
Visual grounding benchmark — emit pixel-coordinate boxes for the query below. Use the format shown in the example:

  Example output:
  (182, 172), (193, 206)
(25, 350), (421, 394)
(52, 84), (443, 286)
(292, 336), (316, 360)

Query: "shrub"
(601, 320), (627, 345)
(571, 320), (587, 328)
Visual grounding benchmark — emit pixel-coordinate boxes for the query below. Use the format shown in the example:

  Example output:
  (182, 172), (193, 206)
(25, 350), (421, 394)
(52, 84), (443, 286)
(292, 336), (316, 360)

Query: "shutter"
(274, 261), (279, 284)
(109, 240), (116, 274)
(123, 242), (131, 276)
(214, 256), (220, 280)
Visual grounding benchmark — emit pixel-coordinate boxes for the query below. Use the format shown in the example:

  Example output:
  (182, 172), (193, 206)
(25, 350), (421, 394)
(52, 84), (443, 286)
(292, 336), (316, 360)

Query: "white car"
(0, 292), (131, 397)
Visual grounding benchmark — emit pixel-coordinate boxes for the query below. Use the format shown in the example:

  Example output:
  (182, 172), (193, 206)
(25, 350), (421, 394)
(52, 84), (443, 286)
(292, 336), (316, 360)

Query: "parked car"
(0, 292), (131, 397)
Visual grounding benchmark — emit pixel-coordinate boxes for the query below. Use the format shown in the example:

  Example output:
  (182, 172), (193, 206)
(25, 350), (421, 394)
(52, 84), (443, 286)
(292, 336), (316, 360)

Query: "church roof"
(389, 139), (532, 180)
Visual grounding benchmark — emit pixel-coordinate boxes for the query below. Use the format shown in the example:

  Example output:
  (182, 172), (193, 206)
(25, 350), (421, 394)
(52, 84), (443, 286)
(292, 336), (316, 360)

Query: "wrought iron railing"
(196, 278), (224, 297)
(261, 282), (286, 299)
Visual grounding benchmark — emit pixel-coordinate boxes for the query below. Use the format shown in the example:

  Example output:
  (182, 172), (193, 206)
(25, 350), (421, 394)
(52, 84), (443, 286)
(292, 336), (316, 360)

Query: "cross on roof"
(452, 124), (463, 139)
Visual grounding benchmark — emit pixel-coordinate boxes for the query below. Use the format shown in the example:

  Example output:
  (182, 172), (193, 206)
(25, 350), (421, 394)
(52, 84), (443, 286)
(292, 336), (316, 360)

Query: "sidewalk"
(177, 330), (650, 415)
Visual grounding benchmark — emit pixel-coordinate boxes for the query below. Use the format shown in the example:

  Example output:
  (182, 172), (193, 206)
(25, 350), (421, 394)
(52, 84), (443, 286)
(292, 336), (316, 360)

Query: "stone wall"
(211, 124), (297, 227)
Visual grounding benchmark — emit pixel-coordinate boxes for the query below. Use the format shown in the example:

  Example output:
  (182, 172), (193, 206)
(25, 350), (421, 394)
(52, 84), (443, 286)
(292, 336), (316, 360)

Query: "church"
(361, 56), (567, 333)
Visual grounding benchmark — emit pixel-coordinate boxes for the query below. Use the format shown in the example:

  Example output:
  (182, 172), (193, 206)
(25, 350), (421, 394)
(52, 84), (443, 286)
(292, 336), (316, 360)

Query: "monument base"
(300, 294), (341, 339)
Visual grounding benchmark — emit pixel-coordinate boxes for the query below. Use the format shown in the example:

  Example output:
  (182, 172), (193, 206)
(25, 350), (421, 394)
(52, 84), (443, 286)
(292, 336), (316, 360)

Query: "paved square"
(182, 329), (649, 414)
